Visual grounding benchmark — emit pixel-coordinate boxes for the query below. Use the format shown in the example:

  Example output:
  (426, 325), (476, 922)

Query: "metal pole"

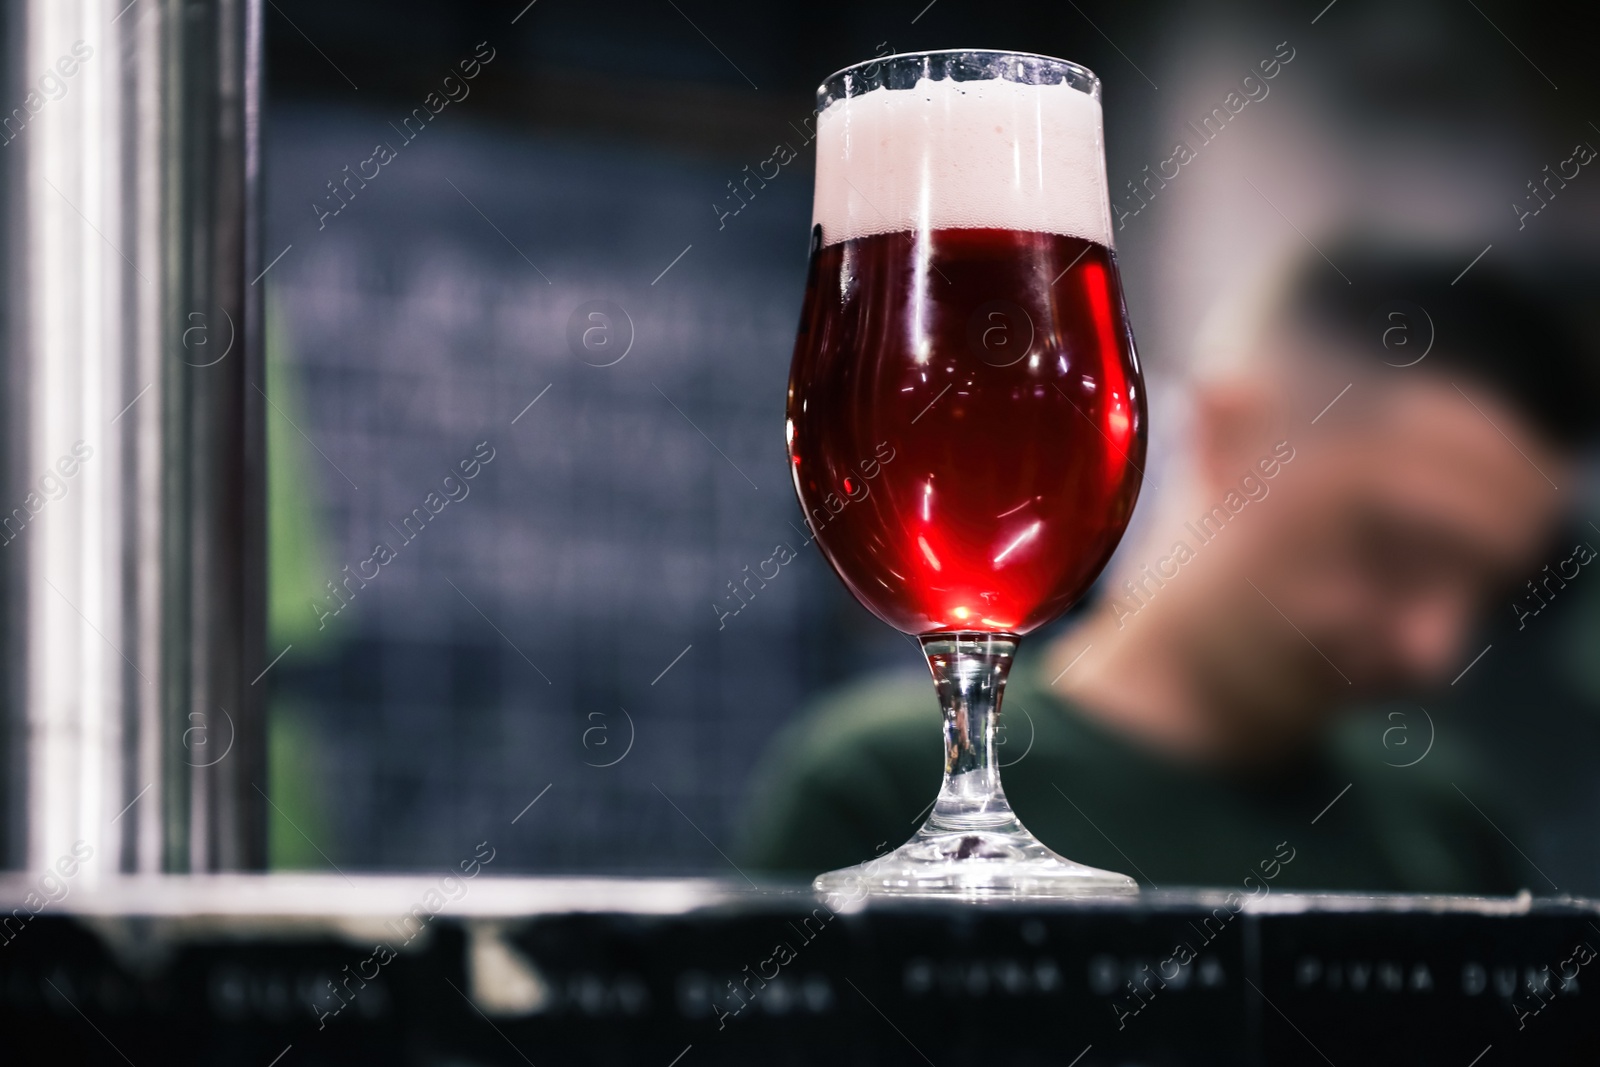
(0, 0), (265, 874)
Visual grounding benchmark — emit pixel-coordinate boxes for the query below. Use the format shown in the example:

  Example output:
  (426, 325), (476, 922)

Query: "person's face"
(1213, 373), (1567, 698)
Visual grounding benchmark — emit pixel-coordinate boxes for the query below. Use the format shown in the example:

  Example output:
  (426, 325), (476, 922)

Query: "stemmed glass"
(786, 49), (1146, 898)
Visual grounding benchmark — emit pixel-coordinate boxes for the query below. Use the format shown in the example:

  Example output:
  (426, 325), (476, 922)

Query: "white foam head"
(812, 73), (1113, 248)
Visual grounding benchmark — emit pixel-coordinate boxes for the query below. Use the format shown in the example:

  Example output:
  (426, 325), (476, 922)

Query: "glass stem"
(919, 632), (1023, 835)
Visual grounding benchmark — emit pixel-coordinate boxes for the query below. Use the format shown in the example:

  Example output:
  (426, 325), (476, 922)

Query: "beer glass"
(787, 50), (1146, 898)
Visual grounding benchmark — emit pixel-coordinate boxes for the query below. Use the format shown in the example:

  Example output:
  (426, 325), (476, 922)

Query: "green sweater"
(735, 649), (1525, 895)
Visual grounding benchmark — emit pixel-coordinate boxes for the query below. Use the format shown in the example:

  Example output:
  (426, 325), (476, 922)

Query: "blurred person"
(736, 240), (1598, 892)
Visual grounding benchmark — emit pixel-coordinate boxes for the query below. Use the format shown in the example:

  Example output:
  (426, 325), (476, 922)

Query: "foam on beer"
(812, 74), (1113, 248)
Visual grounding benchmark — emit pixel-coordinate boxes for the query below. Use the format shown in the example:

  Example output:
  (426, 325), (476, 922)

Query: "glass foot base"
(814, 824), (1138, 901)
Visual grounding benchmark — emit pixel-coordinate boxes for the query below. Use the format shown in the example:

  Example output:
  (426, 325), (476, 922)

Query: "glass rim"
(816, 48), (1101, 107)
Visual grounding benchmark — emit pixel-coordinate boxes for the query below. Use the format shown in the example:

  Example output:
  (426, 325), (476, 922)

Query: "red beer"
(787, 225), (1145, 635)
(793, 50), (1147, 897)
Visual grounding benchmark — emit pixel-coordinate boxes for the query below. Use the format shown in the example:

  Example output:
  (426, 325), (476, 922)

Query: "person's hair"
(1275, 240), (1598, 448)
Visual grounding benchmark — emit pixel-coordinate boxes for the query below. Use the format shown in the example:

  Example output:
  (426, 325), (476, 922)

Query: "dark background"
(258, 0), (1600, 887)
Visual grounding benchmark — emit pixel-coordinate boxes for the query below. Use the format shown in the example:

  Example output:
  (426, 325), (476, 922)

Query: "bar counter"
(2, 875), (1593, 1064)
